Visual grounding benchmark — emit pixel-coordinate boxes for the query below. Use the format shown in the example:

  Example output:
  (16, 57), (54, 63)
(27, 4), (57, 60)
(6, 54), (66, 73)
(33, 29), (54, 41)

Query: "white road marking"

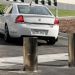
(38, 53), (68, 63)
(0, 53), (68, 67)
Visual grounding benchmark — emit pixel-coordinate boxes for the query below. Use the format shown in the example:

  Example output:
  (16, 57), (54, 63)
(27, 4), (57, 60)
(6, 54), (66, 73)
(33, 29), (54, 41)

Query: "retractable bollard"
(23, 37), (38, 71)
(68, 33), (75, 66)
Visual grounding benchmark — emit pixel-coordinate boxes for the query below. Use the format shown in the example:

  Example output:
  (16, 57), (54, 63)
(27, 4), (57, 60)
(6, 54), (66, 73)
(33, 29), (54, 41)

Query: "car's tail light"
(54, 17), (59, 24)
(15, 15), (24, 23)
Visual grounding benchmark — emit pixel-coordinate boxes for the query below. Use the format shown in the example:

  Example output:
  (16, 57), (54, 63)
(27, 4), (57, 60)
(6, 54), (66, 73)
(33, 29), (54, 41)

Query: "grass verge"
(0, 4), (5, 14)
(50, 8), (75, 17)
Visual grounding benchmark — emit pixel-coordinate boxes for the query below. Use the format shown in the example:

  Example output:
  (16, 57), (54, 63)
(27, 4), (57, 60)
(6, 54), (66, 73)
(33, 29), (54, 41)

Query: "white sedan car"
(0, 3), (59, 45)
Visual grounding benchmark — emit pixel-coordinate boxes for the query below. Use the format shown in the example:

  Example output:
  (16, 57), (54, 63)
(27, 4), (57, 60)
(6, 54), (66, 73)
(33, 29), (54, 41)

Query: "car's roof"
(4, 2), (48, 13)
(12, 2), (46, 7)
(13, 2), (29, 5)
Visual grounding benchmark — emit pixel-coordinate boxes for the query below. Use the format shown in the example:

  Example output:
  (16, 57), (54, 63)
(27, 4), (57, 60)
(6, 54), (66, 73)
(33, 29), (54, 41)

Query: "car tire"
(4, 25), (10, 42)
(47, 37), (57, 45)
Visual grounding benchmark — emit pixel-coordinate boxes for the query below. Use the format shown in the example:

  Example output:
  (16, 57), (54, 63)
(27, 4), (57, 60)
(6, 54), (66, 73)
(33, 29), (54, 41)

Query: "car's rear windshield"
(18, 5), (52, 16)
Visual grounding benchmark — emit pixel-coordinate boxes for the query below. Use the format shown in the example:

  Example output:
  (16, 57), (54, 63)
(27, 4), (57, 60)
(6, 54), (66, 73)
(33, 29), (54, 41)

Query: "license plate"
(31, 29), (48, 35)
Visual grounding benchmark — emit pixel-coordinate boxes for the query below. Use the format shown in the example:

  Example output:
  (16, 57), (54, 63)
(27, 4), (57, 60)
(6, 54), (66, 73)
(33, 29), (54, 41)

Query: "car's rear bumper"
(9, 23), (59, 39)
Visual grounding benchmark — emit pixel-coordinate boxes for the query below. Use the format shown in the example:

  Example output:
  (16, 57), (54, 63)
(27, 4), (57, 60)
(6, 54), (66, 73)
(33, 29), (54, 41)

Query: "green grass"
(0, 4), (5, 14)
(58, 9), (75, 16)
(50, 8), (75, 17)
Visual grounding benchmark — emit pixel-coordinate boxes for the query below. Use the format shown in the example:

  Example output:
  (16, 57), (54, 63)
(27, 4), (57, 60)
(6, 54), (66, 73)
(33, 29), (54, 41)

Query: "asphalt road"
(0, 32), (73, 75)
(0, 33), (68, 58)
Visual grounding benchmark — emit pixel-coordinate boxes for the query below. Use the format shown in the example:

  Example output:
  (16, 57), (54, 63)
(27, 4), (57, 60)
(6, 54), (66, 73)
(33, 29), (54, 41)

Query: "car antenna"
(30, 0), (32, 6)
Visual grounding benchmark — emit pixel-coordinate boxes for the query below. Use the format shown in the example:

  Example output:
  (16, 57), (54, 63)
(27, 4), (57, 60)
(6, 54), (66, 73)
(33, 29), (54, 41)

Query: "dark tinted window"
(18, 5), (52, 15)
(18, 5), (30, 14)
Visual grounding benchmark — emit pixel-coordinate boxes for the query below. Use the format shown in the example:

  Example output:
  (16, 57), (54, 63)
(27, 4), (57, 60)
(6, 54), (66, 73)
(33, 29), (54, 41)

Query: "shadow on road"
(0, 33), (23, 46)
(0, 38), (23, 46)
(54, 44), (68, 47)
(38, 60), (68, 67)
(0, 33), (48, 46)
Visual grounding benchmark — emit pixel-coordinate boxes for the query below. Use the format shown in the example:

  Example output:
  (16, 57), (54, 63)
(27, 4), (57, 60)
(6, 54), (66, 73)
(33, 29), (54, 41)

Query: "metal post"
(68, 33), (75, 66)
(55, 6), (58, 17)
(23, 37), (38, 71)
(53, 0), (58, 17)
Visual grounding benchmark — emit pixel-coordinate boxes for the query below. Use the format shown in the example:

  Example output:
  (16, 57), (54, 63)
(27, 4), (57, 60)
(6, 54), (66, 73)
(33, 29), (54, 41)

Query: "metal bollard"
(68, 33), (75, 66)
(23, 37), (38, 71)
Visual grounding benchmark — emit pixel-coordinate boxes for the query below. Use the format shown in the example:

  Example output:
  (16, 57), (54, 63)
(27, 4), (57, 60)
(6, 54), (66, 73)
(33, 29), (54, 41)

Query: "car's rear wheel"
(4, 25), (10, 42)
(47, 37), (57, 45)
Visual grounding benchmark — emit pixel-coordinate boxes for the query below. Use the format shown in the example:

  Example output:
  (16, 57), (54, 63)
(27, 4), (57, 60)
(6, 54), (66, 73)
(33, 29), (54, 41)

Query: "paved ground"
(0, 64), (75, 75)
(0, 33), (75, 75)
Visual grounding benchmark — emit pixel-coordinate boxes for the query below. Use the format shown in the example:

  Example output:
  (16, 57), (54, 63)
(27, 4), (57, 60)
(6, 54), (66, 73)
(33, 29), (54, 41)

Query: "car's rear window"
(18, 5), (52, 15)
